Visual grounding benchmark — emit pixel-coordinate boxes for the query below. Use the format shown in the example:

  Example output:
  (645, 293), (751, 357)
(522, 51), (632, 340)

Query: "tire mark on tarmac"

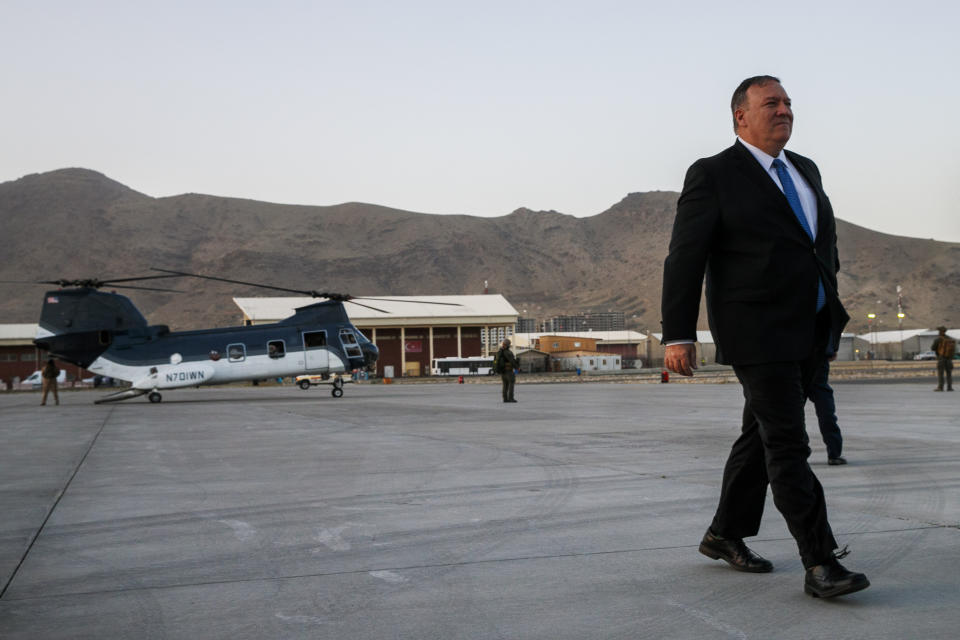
(664, 598), (748, 639)
(278, 421), (579, 638)
(3, 525), (948, 602)
(379, 430), (579, 640)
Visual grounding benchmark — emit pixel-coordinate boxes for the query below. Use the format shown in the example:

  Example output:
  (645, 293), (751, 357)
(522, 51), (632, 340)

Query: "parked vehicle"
(21, 370), (67, 386)
(82, 375), (118, 387)
(295, 373), (350, 397)
(430, 356), (495, 376)
(913, 350), (937, 361)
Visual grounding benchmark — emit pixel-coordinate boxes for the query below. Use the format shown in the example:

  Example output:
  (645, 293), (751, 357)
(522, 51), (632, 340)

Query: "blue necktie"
(772, 158), (826, 312)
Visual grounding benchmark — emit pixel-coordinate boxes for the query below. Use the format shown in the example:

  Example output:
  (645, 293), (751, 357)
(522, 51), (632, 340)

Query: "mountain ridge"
(1, 168), (956, 335)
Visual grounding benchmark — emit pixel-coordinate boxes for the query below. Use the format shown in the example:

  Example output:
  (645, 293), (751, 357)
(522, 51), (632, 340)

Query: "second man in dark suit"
(661, 75), (868, 598)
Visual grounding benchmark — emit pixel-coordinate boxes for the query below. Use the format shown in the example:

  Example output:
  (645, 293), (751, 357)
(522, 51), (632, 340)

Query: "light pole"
(896, 285), (905, 360)
(897, 312), (905, 360)
(867, 313), (876, 362)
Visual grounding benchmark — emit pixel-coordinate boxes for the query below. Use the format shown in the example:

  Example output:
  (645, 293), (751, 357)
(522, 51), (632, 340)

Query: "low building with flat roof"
(514, 330), (648, 366)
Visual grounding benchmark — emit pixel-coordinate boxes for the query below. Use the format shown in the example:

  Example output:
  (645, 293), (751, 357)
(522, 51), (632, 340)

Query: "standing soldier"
(41, 358), (60, 406)
(495, 339), (519, 403)
(931, 326), (955, 392)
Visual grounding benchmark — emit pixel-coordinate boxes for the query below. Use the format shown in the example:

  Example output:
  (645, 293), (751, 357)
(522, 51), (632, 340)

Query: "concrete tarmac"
(1, 381), (958, 639)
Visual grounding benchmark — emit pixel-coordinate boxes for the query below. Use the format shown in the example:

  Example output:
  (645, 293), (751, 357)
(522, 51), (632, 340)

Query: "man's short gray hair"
(731, 75), (781, 133)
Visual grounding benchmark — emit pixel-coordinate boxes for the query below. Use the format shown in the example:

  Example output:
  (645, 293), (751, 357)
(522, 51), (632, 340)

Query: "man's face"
(736, 81), (793, 155)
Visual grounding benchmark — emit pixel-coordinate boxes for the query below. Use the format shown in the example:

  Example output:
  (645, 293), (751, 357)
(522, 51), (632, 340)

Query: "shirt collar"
(738, 136), (786, 170)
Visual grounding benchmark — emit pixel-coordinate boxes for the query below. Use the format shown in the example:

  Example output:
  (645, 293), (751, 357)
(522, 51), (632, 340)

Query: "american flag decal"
(47, 296), (59, 304)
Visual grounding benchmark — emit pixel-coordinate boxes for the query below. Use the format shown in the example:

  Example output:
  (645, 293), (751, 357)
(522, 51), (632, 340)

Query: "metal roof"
(514, 330), (648, 346)
(233, 295), (518, 327)
(0, 324), (39, 345)
(857, 328), (959, 343)
(550, 350), (621, 358)
(649, 331), (716, 345)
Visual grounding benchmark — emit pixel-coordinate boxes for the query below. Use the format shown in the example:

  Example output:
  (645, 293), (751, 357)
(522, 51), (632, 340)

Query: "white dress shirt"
(737, 137), (818, 237)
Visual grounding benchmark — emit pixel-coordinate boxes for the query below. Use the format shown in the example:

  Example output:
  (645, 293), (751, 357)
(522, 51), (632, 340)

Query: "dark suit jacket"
(661, 140), (849, 365)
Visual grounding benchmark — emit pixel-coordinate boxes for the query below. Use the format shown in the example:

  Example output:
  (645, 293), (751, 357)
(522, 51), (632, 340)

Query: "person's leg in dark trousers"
(938, 359), (953, 391)
(501, 372), (515, 402)
(806, 360), (842, 459)
(708, 398), (770, 538)
(712, 357), (838, 568)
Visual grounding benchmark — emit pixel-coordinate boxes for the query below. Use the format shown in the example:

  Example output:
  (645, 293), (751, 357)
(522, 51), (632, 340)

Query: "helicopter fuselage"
(34, 289), (378, 401)
(86, 322), (368, 391)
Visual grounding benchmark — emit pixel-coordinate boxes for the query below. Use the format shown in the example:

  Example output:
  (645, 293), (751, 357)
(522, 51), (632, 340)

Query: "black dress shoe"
(698, 529), (773, 573)
(804, 558), (869, 598)
(828, 456), (847, 465)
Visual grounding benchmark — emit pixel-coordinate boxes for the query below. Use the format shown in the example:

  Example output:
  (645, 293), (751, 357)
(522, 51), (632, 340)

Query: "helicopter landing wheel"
(331, 387), (343, 398)
(333, 376), (344, 389)
(299, 379), (311, 390)
(148, 391), (162, 403)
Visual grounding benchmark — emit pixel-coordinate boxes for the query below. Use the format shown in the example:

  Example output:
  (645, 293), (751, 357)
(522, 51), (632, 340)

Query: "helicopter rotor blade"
(151, 268), (461, 307)
(151, 268), (322, 297)
(97, 274), (185, 284)
(344, 299), (391, 314)
(2, 274), (183, 290)
(101, 284), (184, 293)
(353, 297), (462, 306)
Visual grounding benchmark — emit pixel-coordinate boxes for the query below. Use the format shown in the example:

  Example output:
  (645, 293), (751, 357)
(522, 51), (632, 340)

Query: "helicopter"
(24, 270), (458, 403)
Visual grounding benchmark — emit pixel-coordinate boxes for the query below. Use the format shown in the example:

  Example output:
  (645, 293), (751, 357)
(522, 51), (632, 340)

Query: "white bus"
(431, 356), (495, 376)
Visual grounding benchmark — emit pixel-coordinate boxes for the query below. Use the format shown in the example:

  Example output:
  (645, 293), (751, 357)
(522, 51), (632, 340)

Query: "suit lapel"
(730, 141), (811, 240)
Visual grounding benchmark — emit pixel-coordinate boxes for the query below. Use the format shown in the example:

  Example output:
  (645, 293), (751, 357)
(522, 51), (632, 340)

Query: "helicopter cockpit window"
(268, 340), (285, 359)
(228, 344), (246, 362)
(339, 329), (363, 358)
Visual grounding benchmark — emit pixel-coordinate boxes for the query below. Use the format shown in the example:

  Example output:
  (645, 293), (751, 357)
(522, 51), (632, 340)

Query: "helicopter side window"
(268, 340), (285, 359)
(339, 329), (363, 358)
(304, 331), (326, 348)
(228, 344), (246, 362)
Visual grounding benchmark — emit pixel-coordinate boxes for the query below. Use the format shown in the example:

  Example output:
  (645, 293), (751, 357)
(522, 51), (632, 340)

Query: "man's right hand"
(664, 343), (698, 377)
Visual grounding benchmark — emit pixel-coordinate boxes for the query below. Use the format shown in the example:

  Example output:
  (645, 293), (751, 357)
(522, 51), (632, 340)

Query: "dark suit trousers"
(806, 360), (843, 459)
(710, 312), (838, 569)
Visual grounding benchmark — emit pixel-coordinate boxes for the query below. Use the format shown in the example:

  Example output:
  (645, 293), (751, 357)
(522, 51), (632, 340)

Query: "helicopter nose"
(361, 341), (379, 367)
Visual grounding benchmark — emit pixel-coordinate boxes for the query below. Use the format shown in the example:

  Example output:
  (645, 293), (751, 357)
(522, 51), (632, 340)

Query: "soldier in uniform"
(41, 358), (60, 406)
(496, 339), (519, 403)
(931, 326), (955, 392)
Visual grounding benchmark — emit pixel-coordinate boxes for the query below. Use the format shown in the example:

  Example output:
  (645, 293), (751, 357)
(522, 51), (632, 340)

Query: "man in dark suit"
(660, 75), (869, 598)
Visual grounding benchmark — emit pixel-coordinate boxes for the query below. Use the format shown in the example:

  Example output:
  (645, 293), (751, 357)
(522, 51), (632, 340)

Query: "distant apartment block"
(544, 312), (625, 333)
(515, 317), (538, 333)
(482, 325), (514, 352)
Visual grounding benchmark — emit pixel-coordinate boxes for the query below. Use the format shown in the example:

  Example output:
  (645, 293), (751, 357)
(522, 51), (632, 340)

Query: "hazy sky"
(4, 1), (959, 241)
